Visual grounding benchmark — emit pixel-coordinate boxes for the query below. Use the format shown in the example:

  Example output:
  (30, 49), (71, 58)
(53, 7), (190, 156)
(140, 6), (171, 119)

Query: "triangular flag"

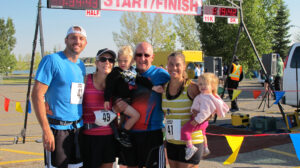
(290, 133), (300, 161)
(274, 91), (285, 104)
(218, 87), (224, 95)
(15, 102), (23, 113)
(252, 90), (262, 99)
(232, 89), (242, 101)
(223, 136), (244, 165)
(28, 100), (31, 114)
(4, 97), (10, 112)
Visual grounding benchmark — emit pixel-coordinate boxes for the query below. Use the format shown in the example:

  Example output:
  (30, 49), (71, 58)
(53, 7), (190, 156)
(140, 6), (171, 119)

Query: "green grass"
(1, 75), (35, 85)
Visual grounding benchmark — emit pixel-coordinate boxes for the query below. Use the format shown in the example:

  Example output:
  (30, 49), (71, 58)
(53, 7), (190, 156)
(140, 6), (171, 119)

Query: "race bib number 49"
(94, 110), (117, 126)
(166, 119), (181, 140)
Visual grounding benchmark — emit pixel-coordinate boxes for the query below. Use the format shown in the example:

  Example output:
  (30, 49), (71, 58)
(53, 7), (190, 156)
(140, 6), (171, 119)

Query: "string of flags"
(1, 94), (31, 114)
(206, 132), (300, 164)
(218, 87), (286, 105)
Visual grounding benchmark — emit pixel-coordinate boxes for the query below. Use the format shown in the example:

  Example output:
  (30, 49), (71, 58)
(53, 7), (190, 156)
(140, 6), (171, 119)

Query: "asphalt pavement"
(0, 79), (300, 167)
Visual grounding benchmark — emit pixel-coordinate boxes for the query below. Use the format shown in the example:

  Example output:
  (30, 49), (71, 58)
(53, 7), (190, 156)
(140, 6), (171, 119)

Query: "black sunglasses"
(135, 53), (151, 58)
(98, 57), (115, 63)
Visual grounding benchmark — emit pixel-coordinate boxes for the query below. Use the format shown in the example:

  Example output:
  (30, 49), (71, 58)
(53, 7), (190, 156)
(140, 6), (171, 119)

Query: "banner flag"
(4, 97), (10, 112)
(252, 90), (262, 99)
(274, 91), (285, 104)
(101, 0), (202, 15)
(16, 102), (23, 113)
(218, 87), (224, 95)
(232, 89), (242, 101)
(223, 136), (244, 165)
(28, 100), (31, 114)
(290, 134), (300, 161)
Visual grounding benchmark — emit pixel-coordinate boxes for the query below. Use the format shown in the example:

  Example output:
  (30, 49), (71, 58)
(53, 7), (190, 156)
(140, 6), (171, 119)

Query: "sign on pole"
(203, 15), (215, 23)
(86, 10), (101, 17)
(101, 0), (202, 15)
(47, 0), (100, 10)
(228, 17), (238, 24)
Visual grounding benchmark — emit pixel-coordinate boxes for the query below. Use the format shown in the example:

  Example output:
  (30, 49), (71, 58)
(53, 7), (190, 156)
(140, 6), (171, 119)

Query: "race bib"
(70, 83), (85, 104)
(94, 110), (117, 126)
(165, 119), (181, 140)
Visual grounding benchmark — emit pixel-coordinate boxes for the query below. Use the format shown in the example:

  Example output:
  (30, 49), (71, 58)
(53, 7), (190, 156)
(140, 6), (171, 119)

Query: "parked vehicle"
(282, 42), (300, 106)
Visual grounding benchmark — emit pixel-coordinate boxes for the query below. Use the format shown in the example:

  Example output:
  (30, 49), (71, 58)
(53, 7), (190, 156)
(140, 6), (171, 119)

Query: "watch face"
(47, 0), (100, 10)
(203, 5), (238, 17)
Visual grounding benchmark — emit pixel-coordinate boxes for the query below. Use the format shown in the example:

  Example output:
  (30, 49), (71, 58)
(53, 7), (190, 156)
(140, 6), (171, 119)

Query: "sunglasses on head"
(98, 57), (115, 63)
(135, 53), (151, 58)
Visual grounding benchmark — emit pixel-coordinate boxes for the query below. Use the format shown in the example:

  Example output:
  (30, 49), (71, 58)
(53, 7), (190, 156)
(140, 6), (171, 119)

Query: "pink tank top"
(82, 74), (113, 135)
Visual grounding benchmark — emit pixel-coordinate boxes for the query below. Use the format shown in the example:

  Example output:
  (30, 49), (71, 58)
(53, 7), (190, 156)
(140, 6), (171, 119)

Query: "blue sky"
(0, 0), (299, 59)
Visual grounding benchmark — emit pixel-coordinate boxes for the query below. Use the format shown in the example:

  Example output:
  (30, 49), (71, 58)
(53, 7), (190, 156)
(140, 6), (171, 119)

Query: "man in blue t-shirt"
(116, 42), (170, 168)
(31, 26), (87, 168)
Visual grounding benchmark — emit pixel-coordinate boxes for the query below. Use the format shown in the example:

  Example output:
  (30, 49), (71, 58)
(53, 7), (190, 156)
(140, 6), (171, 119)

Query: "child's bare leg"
(186, 140), (193, 148)
(123, 105), (140, 130)
(203, 135), (208, 148)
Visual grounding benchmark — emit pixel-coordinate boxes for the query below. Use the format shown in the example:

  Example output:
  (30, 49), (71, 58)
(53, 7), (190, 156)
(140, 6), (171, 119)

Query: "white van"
(282, 42), (300, 106)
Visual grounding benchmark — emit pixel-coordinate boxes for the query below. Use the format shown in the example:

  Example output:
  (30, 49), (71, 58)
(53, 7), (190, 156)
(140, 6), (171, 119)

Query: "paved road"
(0, 79), (300, 167)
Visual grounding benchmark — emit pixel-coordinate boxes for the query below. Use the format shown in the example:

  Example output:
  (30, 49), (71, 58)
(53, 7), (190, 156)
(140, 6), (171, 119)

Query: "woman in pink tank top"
(81, 48), (118, 168)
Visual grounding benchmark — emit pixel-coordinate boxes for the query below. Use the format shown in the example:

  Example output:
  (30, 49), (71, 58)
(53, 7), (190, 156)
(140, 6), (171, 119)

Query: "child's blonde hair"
(118, 45), (133, 59)
(198, 73), (219, 95)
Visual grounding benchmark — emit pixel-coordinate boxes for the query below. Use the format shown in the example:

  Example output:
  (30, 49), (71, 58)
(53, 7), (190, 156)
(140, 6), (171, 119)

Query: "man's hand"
(43, 128), (55, 152)
(112, 98), (128, 113)
(152, 85), (164, 93)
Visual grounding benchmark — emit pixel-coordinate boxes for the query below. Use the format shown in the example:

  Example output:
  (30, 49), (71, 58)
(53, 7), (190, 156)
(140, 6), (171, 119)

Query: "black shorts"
(118, 129), (165, 168)
(166, 142), (203, 165)
(44, 128), (82, 168)
(81, 134), (118, 168)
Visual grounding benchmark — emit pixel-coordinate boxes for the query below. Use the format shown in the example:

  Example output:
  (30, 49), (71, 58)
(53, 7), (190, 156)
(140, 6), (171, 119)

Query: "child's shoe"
(185, 145), (198, 160)
(203, 147), (211, 157)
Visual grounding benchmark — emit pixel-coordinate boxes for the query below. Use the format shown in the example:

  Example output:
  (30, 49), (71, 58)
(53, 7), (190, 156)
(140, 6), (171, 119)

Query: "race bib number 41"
(166, 119), (181, 140)
(70, 82), (85, 104)
(94, 110), (117, 126)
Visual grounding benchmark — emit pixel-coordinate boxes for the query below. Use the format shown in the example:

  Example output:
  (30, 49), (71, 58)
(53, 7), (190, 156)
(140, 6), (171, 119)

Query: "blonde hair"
(198, 73), (219, 94)
(118, 45), (133, 59)
(167, 51), (188, 79)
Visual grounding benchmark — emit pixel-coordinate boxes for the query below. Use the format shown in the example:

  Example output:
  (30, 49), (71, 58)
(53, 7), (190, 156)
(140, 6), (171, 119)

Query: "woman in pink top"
(181, 73), (229, 160)
(81, 48), (117, 168)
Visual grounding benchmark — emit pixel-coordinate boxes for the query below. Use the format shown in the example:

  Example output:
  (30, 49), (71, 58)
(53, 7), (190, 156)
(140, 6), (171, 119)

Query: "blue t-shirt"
(35, 51), (86, 130)
(131, 65), (170, 131)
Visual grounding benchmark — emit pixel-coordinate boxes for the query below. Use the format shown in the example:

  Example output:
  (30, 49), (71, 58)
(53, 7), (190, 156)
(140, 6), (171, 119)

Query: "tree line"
(0, 0), (298, 75)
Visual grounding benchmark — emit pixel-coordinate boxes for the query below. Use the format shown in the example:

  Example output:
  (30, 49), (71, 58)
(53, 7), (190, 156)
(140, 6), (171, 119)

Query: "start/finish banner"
(101, 0), (203, 15)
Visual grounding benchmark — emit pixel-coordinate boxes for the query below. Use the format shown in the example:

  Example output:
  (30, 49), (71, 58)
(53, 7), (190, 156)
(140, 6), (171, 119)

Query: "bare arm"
(187, 81), (200, 99)
(31, 80), (55, 151)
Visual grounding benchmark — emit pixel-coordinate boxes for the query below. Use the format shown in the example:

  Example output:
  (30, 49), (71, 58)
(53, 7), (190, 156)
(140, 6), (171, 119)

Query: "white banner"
(101, 0), (202, 15)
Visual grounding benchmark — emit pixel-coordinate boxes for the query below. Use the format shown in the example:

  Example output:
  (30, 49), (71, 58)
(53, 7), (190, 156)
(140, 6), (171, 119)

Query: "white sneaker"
(203, 147), (211, 157)
(185, 145), (198, 160)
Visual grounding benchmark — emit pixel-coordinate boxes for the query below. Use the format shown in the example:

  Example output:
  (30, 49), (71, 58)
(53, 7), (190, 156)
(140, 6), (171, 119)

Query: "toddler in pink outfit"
(181, 73), (229, 160)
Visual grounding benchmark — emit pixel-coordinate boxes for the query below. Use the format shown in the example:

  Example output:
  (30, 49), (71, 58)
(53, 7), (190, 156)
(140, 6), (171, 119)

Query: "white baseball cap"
(66, 25), (87, 38)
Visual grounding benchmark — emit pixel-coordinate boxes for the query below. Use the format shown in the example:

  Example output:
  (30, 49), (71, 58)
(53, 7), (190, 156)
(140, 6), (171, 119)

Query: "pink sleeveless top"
(82, 74), (113, 135)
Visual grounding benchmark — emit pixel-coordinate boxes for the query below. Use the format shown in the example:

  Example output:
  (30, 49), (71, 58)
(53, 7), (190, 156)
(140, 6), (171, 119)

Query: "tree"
(195, 0), (281, 73)
(272, 0), (291, 58)
(0, 17), (16, 74)
(113, 13), (176, 52)
(174, 15), (201, 50)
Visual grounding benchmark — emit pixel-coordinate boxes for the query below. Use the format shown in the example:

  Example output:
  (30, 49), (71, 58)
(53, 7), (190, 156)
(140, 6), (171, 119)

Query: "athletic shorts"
(44, 128), (82, 168)
(166, 142), (203, 165)
(118, 129), (165, 168)
(81, 134), (118, 168)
